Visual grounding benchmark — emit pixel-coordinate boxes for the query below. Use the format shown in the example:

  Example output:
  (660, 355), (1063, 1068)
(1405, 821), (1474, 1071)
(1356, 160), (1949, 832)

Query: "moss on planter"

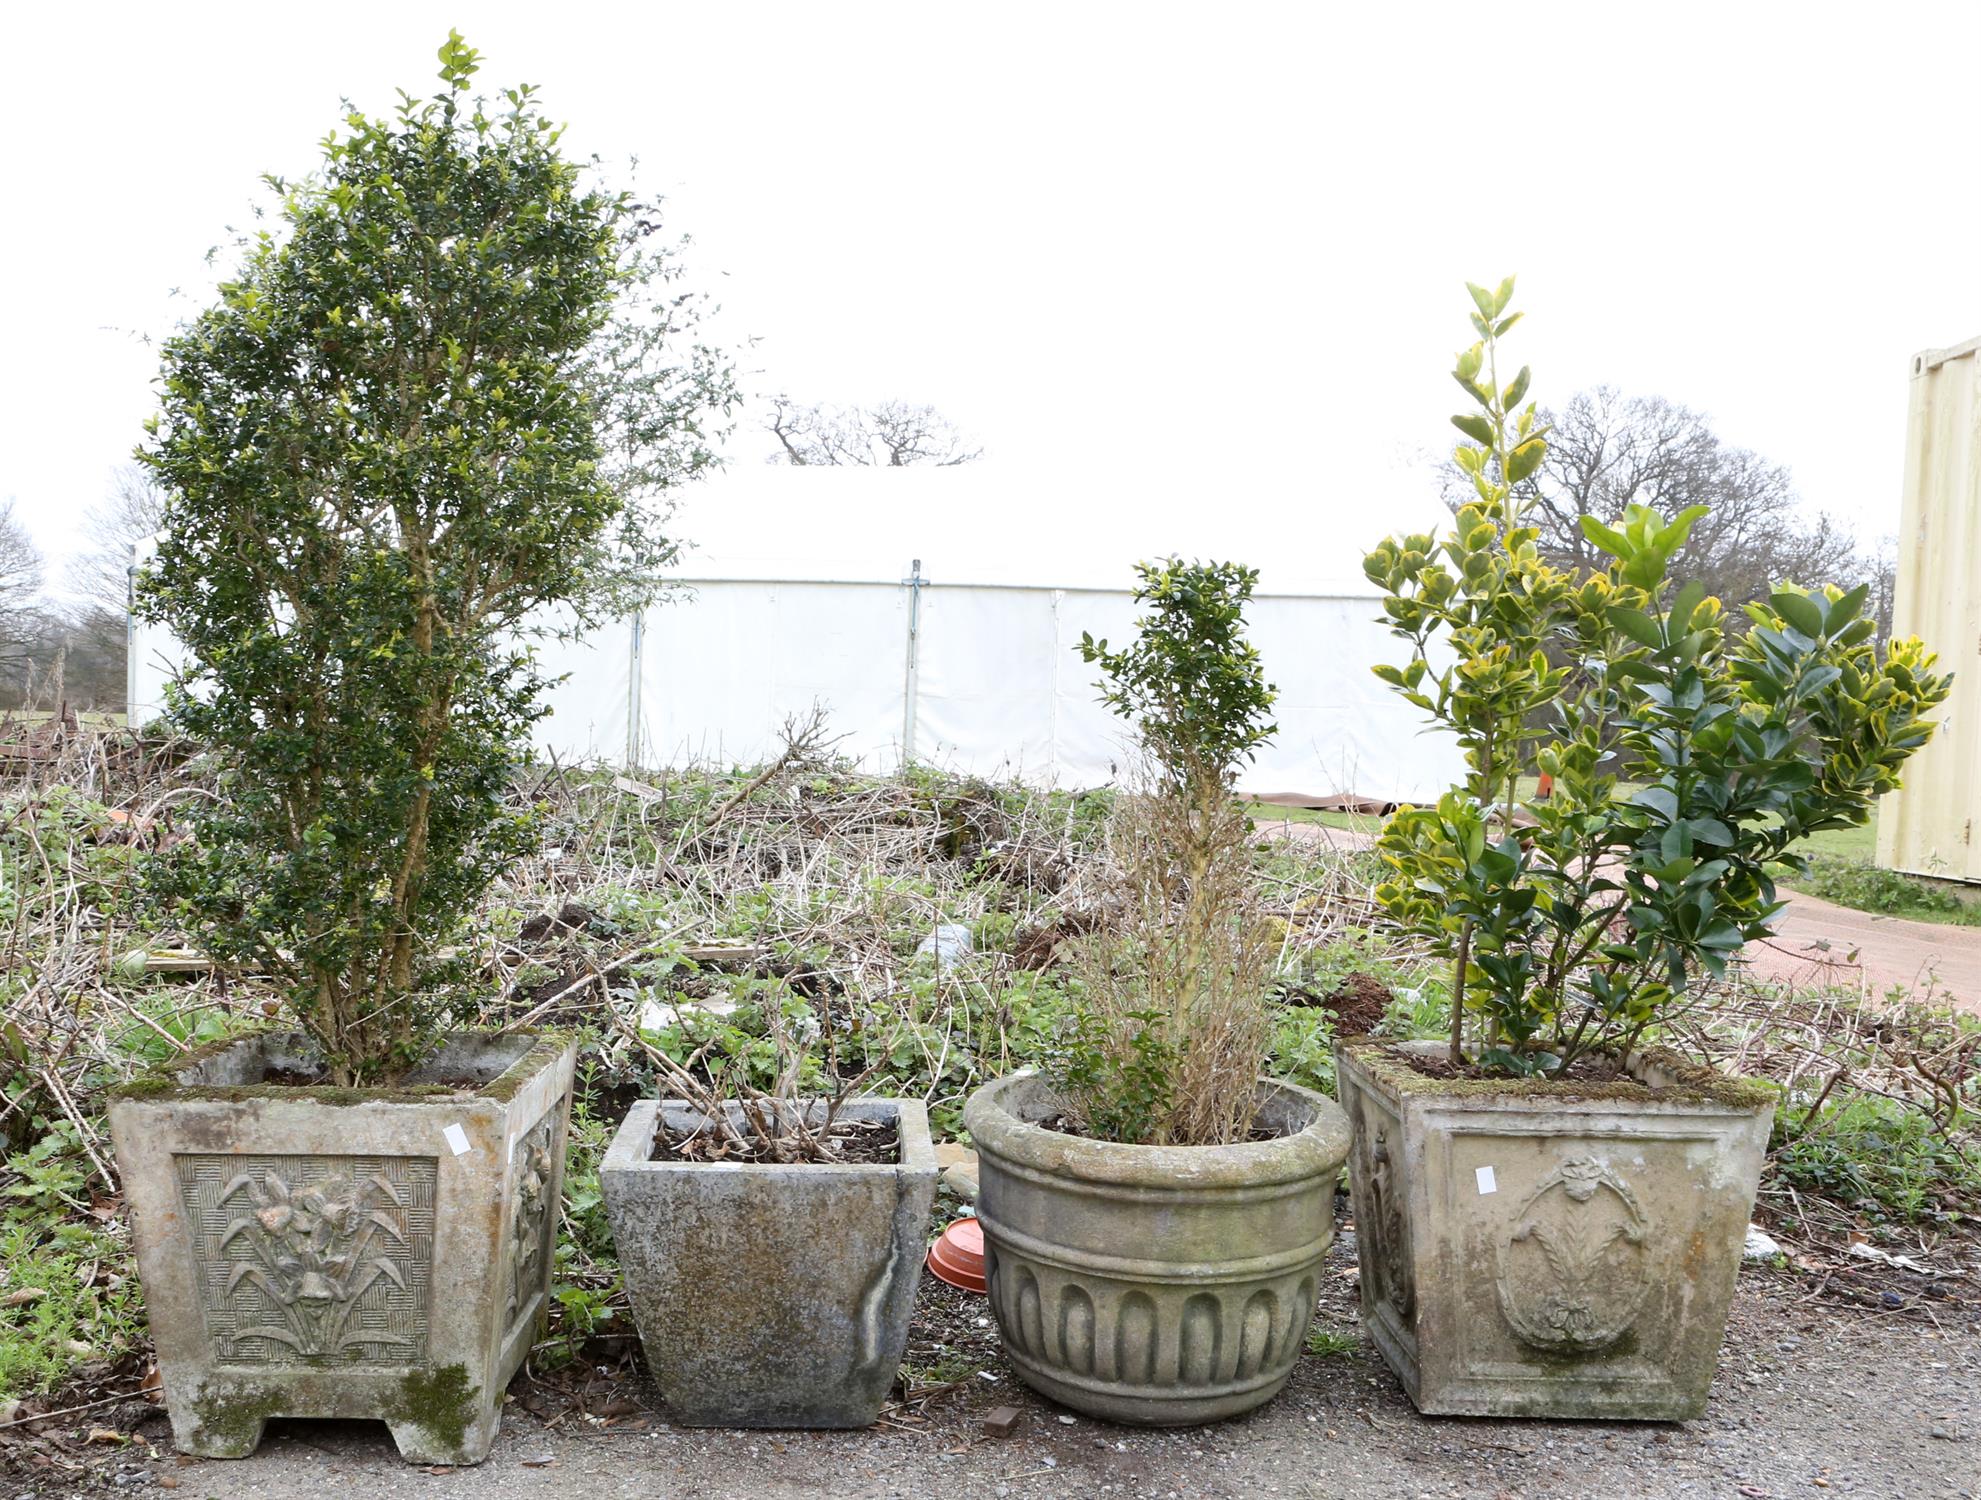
(189, 1386), (286, 1453)
(109, 1075), (462, 1106)
(108, 1028), (572, 1107)
(392, 1365), (481, 1457)
(477, 1032), (572, 1104)
(1339, 1038), (1778, 1112)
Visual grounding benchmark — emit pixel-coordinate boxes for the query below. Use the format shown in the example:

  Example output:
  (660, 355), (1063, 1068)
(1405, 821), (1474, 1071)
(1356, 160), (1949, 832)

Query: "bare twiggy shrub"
(613, 977), (882, 1165)
(1060, 765), (1274, 1146)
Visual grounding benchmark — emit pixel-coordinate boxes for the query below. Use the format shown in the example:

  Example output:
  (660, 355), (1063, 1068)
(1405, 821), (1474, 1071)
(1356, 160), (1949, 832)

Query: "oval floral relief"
(1495, 1155), (1651, 1354)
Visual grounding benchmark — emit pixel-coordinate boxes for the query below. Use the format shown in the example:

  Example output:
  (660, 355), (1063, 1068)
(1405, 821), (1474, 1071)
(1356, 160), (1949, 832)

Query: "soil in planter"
(653, 1113), (900, 1166)
(1388, 1045), (1643, 1086)
(258, 1065), (489, 1090)
(1034, 1113), (1282, 1145)
(1394, 1046), (1624, 1085)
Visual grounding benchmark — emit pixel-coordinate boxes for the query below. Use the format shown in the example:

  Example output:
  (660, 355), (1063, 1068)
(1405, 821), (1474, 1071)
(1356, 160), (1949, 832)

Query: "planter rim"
(604, 1096), (937, 1177)
(107, 1027), (573, 1108)
(1337, 1037), (1776, 1114)
(963, 1070), (1350, 1188)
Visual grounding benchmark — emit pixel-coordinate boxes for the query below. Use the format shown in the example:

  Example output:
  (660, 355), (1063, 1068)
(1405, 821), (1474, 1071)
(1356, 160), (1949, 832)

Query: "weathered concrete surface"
(965, 1071), (1352, 1426)
(601, 1098), (938, 1428)
(1336, 1041), (1773, 1420)
(106, 1032), (576, 1465)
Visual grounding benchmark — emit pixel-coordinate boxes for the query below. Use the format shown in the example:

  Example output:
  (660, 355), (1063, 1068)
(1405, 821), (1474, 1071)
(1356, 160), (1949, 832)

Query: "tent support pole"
(625, 609), (645, 770)
(125, 560), (140, 725)
(901, 559), (926, 766)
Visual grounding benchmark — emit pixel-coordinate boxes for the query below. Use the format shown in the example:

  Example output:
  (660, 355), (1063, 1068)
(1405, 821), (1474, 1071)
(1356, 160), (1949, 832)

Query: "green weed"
(0, 1127), (142, 1399)
(1772, 1094), (1980, 1230)
(1304, 1327), (1358, 1358)
(1787, 854), (1981, 926)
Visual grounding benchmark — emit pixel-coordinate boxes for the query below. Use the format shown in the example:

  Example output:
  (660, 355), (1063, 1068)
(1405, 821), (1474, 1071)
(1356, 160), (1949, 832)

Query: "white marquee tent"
(128, 463), (1462, 802)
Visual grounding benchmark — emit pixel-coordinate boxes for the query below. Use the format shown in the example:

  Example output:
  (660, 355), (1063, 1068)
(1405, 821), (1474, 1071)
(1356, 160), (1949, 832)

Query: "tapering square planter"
(107, 1030), (576, 1464)
(1334, 1039), (1775, 1420)
(601, 1098), (937, 1428)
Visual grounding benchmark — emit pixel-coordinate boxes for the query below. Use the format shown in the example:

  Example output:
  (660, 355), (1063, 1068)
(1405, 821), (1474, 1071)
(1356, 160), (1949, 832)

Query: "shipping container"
(1877, 334), (1981, 880)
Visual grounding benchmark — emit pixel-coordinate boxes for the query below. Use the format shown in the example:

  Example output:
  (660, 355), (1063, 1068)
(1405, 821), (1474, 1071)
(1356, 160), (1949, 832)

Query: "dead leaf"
(2, 1287), (47, 1307)
(85, 1428), (127, 1445)
(520, 1454), (556, 1468)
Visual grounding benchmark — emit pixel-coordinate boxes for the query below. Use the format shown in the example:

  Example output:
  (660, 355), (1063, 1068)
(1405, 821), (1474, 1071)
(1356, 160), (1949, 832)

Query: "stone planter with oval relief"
(1333, 1039), (1775, 1420)
(963, 1070), (1352, 1426)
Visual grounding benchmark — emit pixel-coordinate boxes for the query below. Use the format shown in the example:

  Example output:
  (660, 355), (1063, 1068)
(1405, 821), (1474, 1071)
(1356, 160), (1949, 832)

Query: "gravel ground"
(15, 1225), (1975, 1500)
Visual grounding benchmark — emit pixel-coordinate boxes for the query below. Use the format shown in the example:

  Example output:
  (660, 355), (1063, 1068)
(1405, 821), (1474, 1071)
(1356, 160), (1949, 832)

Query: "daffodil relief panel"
(174, 1154), (438, 1367)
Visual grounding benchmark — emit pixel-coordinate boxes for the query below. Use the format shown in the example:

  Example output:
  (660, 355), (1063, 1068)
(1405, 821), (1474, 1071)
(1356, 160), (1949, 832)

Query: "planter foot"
(171, 1414), (266, 1460)
(386, 1404), (500, 1467)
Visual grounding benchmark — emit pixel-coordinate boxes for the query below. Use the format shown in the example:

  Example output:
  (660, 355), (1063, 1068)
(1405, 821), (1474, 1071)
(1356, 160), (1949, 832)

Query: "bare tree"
(66, 464), (164, 614)
(767, 398), (982, 467)
(1462, 387), (1863, 618)
(0, 499), (45, 673)
(0, 467), (172, 710)
(1860, 537), (1898, 646)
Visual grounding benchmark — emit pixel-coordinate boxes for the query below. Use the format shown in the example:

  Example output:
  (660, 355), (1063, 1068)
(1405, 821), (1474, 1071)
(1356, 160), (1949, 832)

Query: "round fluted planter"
(963, 1070), (1351, 1426)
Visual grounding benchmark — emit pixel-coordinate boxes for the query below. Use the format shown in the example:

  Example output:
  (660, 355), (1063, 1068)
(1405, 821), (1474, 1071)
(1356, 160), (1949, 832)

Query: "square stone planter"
(1334, 1040), (1775, 1421)
(107, 1030), (576, 1464)
(601, 1097), (937, 1428)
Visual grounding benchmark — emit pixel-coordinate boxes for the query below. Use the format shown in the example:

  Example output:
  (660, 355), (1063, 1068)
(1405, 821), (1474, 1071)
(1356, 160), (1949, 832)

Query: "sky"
(4, 1), (1978, 597)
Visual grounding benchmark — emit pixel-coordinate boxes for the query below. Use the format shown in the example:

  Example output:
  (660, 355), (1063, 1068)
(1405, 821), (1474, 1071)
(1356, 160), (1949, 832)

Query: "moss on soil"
(1338, 1038), (1777, 1112)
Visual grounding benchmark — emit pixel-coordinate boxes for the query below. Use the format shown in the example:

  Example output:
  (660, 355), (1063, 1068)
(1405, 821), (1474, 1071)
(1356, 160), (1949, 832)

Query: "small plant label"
(1476, 1165), (1498, 1195)
(443, 1123), (472, 1157)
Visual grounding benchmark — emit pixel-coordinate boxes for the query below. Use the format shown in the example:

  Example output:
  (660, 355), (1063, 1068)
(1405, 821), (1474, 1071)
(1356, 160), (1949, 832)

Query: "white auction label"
(443, 1122), (472, 1156)
(1475, 1165), (1498, 1195)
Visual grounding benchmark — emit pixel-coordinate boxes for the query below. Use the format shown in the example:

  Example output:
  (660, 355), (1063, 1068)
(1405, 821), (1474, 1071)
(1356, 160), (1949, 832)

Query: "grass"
(1792, 820), (1878, 863)
(1242, 801), (1382, 838)
(1304, 1327), (1359, 1358)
